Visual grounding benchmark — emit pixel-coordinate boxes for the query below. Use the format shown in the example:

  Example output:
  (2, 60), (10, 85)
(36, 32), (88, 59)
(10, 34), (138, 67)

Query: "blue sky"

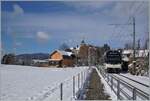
(1, 1), (149, 54)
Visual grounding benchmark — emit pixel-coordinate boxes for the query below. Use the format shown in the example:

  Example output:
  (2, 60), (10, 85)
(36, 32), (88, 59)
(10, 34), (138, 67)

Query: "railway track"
(118, 74), (149, 87)
(97, 66), (149, 100)
(110, 73), (149, 95)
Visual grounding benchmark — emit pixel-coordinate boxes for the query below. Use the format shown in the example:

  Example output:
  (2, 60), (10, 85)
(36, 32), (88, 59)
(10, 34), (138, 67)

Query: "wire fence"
(97, 66), (149, 100)
(27, 67), (91, 101)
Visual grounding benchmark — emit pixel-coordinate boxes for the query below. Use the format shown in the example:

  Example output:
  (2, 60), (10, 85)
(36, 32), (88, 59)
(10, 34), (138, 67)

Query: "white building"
(122, 49), (149, 58)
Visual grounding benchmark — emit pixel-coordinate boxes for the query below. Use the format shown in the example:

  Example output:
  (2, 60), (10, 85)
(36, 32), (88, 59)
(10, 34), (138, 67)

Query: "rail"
(119, 74), (149, 87)
(97, 66), (149, 100)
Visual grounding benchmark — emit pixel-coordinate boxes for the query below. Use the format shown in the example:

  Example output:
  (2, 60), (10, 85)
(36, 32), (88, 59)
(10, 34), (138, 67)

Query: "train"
(104, 50), (129, 73)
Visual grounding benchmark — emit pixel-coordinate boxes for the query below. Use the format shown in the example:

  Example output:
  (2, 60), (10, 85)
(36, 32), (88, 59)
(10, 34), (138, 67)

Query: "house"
(122, 49), (149, 58)
(122, 49), (133, 58)
(136, 50), (149, 57)
(77, 40), (99, 66)
(49, 50), (75, 67)
(32, 59), (49, 67)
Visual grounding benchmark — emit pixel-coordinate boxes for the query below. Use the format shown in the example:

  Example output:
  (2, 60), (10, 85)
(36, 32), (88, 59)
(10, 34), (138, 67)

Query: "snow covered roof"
(32, 59), (48, 63)
(122, 57), (129, 61)
(136, 49), (149, 57)
(76, 47), (80, 51)
(57, 50), (73, 56)
(50, 50), (73, 57)
(123, 49), (149, 57)
(48, 59), (61, 61)
(70, 46), (79, 51)
(70, 47), (74, 50)
(122, 50), (133, 54)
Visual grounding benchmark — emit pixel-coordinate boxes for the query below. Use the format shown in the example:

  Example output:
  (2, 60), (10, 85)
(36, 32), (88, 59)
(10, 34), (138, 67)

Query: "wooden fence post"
(80, 72), (82, 87)
(108, 74), (110, 82)
(83, 71), (85, 81)
(111, 76), (113, 90)
(73, 76), (75, 98)
(117, 79), (120, 100)
(133, 87), (136, 100)
(78, 73), (80, 89)
(81, 72), (83, 86)
(60, 83), (63, 100)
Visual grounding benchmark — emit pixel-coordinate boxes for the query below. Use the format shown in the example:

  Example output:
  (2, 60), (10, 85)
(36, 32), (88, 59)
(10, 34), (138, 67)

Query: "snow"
(122, 50), (133, 55)
(116, 74), (149, 93)
(105, 64), (121, 69)
(120, 73), (149, 86)
(109, 74), (149, 100)
(32, 59), (48, 63)
(57, 50), (73, 56)
(111, 74), (149, 100)
(0, 65), (90, 101)
(122, 56), (129, 61)
(95, 67), (117, 100)
(97, 65), (149, 100)
(122, 49), (149, 57)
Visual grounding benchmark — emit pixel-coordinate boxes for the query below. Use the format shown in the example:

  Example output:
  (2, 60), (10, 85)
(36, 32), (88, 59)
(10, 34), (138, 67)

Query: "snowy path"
(0, 65), (89, 101)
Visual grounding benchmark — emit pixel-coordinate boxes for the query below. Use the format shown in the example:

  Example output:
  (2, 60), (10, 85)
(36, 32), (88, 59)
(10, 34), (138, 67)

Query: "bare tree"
(143, 39), (149, 49)
(124, 43), (132, 49)
(1, 53), (15, 64)
(59, 43), (69, 50)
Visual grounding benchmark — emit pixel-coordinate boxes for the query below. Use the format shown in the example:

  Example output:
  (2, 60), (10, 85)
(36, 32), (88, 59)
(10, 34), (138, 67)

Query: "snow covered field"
(0, 65), (90, 101)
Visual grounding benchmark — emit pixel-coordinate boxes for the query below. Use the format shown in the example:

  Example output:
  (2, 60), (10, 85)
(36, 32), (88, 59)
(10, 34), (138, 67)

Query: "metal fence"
(97, 66), (149, 100)
(28, 67), (91, 101)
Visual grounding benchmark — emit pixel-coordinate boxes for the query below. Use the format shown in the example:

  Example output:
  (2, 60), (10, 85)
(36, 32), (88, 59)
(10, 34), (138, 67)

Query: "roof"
(70, 47), (74, 50)
(123, 49), (149, 57)
(57, 50), (73, 56)
(76, 47), (80, 51)
(32, 59), (48, 63)
(50, 50), (73, 57)
(122, 50), (133, 54)
(48, 59), (62, 61)
(122, 57), (129, 61)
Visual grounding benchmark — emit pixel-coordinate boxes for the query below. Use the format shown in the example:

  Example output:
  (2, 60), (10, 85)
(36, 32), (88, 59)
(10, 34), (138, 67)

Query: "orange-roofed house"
(49, 50), (75, 67)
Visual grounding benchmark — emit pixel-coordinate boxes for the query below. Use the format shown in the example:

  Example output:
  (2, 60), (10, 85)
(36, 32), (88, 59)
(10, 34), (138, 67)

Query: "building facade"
(49, 50), (75, 67)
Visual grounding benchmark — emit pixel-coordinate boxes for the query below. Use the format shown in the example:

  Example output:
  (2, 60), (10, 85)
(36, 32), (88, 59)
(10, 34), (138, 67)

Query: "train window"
(104, 50), (122, 64)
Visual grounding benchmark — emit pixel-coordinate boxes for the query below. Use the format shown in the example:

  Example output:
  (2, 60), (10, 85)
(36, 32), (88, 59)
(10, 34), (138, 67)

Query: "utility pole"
(132, 17), (136, 75)
(13, 33), (16, 64)
(109, 17), (136, 74)
(137, 39), (140, 50)
(88, 47), (92, 67)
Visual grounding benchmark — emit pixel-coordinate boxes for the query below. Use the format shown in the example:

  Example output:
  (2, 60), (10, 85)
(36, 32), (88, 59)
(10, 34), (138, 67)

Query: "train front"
(104, 50), (122, 73)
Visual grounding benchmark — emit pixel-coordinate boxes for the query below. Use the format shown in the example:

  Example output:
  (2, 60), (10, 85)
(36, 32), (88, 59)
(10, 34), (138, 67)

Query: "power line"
(107, 1), (147, 49)
(131, 1), (145, 16)
(109, 1), (146, 43)
(108, 17), (132, 41)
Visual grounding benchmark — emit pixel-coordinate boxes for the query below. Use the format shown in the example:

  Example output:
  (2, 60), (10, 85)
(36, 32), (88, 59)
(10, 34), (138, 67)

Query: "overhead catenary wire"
(108, 1), (146, 48)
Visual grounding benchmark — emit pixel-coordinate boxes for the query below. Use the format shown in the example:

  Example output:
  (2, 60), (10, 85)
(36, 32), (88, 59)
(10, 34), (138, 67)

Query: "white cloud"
(13, 4), (24, 16)
(15, 42), (22, 46)
(16, 34), (34, 39)
(66, 1), (148, 20)
(2, 1), (148, 48)
(67, 1), (110, 10)
(103, 1), (148, 19)
(36, 32), (49, 42)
